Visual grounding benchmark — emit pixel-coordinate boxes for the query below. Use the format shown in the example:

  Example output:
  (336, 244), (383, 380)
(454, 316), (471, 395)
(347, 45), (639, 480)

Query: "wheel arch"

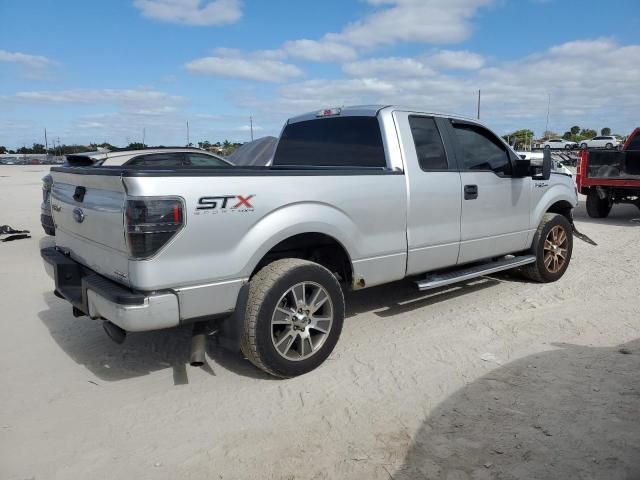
(250, 232), (354, 286)
(235, 201), (358, 286)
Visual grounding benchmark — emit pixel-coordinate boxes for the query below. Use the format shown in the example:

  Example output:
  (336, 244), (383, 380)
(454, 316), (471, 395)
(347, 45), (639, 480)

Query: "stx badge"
(195, 195), (255, 214)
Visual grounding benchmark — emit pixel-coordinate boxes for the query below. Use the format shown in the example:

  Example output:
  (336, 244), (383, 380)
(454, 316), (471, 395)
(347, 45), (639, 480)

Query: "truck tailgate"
(50, 170), (130, 285)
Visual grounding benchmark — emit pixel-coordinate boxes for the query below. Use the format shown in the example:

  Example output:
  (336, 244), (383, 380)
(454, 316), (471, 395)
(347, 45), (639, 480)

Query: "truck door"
(446, 119), (531, 264)
(393, 112), (462, 275)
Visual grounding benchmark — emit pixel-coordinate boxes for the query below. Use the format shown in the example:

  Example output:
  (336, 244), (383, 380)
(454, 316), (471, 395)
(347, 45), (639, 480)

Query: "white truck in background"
(42, 105), (578, 377)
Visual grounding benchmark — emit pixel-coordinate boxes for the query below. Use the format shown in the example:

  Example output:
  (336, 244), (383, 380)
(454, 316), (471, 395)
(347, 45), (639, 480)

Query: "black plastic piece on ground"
(1, 234), (31, 242)
(0, 225), (30, 235)
(103, 321), (126, 344)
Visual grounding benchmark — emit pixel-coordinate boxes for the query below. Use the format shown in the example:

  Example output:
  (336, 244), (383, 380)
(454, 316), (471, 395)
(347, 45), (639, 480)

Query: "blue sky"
(1, 0), (639, 148)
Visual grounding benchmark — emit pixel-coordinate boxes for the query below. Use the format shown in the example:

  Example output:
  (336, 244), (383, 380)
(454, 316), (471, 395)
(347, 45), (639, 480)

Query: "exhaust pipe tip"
(103, 321), (126, 344)
(189, 321), (208, 367)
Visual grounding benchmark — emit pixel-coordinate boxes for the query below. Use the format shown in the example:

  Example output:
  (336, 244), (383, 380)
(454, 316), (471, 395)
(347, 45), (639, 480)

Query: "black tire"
(605, 142), (613, 149)
(544, 145), (551, 150)
(240, 258), (345, 378)
(565, 144), (572, 150)
(580, 143), (588, 149)
(520, 213), (573, 283)
(586, 191), (611, 218)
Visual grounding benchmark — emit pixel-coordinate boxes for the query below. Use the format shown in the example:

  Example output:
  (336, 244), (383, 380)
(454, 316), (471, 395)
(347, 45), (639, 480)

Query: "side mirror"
(513, 158), (531, 177)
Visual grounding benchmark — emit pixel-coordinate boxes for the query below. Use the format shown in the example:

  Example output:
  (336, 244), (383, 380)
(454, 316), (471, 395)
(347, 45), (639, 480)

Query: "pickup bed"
(577, 127), (640, 217)
(42, 105), (578, 377)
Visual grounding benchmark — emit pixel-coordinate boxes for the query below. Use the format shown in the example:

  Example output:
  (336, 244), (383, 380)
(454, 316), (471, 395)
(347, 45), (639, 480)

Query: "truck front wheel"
(586, 191), (611, 218)
(240, 258), (345, 378)
(520, 213), (573, 283)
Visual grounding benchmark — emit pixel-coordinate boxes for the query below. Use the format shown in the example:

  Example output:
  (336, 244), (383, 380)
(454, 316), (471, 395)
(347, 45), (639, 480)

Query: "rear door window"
(273, 116), (387, 168)
(408, 116), (448, 170)
(452, 123), (512, 175)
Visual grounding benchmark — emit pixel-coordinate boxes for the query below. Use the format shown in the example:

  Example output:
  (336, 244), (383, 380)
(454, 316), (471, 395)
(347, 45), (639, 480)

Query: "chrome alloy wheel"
(543, 225), (569, 273)
(270, 282), (334, 361)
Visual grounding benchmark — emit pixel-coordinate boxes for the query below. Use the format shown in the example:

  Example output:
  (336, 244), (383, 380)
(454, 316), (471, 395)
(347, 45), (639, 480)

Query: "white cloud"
(185, 55), (303, 82)
(425, 49), (485, 70)
(282, 39), (357, 62)
(328, 0), (493, 48)
(0, 49), (58, 79)
(343, 57), (434, 77)
(236, 38), (640, 137)
(133, 0), (242, 26)
(0, 50), (55, 69)
(5, 88), (185, 111)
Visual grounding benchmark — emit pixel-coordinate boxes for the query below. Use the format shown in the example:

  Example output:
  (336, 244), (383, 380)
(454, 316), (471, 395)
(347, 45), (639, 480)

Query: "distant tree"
(126, 142), (146, 150)
(562, 131), (572, 140)
(198, 140), (212, 150)
(570, 126), (580, 135)
(8, 150), (16, 154)
(0, 146), (7, 154)
(502, 129), (535, 149)
(600, 127), (611, 136)
(579, 129), (597, 140)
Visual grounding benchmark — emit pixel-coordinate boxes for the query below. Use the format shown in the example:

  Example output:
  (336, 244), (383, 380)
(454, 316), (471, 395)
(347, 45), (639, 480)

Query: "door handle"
(464, 184), (478, 200)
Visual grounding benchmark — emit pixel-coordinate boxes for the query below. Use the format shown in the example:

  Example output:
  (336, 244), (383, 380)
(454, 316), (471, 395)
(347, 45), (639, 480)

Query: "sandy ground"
(1, 165), (639, 480)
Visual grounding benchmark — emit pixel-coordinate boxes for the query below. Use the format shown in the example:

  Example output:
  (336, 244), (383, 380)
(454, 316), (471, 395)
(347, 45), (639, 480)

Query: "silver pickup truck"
(42, 105), (578, 377)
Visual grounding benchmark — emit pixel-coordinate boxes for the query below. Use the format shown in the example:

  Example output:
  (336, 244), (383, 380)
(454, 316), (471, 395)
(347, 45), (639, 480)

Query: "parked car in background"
(542, 138), (577, 150)
(41, 148), (231, 235)
(516, 151), (573, 177)
(579, 136), (621, 149)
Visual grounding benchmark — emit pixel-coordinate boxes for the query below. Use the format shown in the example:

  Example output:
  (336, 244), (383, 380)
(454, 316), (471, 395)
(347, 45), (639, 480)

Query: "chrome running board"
(415, 255), (536, 291)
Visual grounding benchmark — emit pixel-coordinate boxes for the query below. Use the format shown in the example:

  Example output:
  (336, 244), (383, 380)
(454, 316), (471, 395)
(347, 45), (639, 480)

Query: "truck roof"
(287, 105), (480, 125)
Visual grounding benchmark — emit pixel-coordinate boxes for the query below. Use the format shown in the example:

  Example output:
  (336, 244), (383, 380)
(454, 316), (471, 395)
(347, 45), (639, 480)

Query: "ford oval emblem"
(72, 207), (85, 223)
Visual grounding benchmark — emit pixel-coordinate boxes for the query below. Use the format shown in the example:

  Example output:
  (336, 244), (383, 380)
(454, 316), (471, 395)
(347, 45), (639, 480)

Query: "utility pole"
(44, 128), (48, 153)
(142, 128), (146, 148)
(544, 93), (551, 139)
(186, 120), (190, 146)
(250, 116), (254, 142)
(477, 89), (481, 119)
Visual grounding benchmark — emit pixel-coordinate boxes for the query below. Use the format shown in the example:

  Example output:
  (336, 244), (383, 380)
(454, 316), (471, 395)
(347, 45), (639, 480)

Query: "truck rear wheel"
(520, 213), (573, 283)
(586, 191), (611, 218)
(240, 258), (344, 378)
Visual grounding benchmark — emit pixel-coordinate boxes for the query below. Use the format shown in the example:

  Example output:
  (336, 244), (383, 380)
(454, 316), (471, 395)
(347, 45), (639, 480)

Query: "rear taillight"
(125, 197), (184, 259)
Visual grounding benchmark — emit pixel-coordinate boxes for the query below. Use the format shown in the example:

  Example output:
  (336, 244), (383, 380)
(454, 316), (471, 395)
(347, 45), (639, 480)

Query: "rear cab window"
(185, 153), (230, 167)
(273, 116), (387, 168)
(125, 153), (185, 168)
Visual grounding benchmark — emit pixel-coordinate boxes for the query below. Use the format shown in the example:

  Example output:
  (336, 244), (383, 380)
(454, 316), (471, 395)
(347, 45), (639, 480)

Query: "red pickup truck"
(577, 128), (640, 217)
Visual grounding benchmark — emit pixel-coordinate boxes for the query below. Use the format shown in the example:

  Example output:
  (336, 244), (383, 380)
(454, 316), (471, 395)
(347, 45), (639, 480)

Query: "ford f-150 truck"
(42, 105), (578, 377)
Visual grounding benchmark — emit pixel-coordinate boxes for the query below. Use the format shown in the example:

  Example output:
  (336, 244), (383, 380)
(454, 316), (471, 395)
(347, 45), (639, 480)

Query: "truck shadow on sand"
(393, 340), (640, 480)
(38, 276), (504, 385)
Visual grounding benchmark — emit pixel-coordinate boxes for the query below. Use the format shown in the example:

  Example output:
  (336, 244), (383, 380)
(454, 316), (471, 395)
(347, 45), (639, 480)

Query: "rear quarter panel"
(123, 172), (408, 291)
